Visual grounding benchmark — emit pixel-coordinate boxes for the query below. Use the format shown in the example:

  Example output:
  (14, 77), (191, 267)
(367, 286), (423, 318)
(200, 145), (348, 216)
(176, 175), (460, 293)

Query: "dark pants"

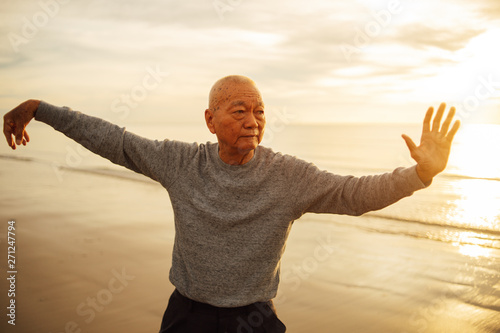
(159, 289), (287, 333)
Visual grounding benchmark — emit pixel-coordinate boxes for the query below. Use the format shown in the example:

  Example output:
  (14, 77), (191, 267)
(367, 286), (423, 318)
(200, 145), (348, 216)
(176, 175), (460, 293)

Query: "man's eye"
(235, 110), (244, 114)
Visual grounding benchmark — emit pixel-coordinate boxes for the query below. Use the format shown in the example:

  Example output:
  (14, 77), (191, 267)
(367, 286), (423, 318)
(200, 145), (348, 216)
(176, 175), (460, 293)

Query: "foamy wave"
(57, 165), (157, 184)
(366, 212), (500, 236)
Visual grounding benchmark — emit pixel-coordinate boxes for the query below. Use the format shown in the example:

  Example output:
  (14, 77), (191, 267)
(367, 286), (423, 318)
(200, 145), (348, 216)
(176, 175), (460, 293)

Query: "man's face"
(205, 82), (266, 156)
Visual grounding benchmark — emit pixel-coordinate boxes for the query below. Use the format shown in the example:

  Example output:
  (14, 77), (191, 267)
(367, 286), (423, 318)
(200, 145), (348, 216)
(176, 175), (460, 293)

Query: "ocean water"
(1, 120), (499, 331)
(1, 121), (499, 255)
(262, 123), (500, 252)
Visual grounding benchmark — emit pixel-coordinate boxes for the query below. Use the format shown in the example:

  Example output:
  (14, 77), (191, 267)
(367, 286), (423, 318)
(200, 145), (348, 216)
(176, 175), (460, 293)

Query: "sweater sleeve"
(35, 101), (180, 188)
(285, 156), (428, 217)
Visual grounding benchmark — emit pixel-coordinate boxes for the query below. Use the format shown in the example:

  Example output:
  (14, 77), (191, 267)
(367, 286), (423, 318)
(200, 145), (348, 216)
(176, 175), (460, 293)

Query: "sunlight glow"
(416, 28), (500, 105)
(448, 124), (500, 180)
(443, 124), (500, 258)
(458, 244), (492, 258)
(440, 230), (495, 258)
(456, 232), (493, 258)
(448, 179), (500, 231)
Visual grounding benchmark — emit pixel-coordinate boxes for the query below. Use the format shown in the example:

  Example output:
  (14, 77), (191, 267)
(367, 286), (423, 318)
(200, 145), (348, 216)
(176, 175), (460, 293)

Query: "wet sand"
(1, 159), (498, 332)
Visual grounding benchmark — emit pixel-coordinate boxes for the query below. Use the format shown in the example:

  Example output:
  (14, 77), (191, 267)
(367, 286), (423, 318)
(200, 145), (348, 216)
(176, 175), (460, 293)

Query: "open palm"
(402, 103), (460, 183)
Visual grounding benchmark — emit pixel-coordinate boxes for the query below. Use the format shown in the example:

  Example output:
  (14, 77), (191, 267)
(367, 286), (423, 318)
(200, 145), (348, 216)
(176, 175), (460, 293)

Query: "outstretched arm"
(3, 99), (40, 149)
(3, 100), (179, 187)
(402, 103), (460, 184)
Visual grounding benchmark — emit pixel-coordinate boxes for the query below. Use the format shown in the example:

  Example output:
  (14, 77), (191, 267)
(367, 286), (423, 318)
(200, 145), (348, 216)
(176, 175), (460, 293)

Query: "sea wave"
(3, 153), (499, 249)
(2, 153), (499, 183)
(326, 212), (500, 250)
(366, 212), (500, 236)
(0, 154), (156, 185)
(313, 159), (500, 182)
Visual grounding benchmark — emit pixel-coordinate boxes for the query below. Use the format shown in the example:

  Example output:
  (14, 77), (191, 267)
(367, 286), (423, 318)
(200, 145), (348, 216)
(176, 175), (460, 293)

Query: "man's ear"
(205, 109), (216, 134)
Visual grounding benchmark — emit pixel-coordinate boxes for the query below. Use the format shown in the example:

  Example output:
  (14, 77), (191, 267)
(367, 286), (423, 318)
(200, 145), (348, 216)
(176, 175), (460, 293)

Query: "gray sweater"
(35, 101), (427, 307)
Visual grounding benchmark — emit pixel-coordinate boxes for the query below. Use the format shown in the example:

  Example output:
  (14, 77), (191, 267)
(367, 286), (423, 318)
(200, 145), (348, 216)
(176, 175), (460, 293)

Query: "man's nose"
(243, 113), (258, 129)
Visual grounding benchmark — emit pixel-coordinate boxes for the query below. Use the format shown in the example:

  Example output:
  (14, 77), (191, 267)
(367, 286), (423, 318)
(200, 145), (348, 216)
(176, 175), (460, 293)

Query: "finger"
(3, 120), (15, 149)
(24, 130), (30, 143)
(432, 102), (446, 132)
(402, 134), (418, 153)
(422, 107), (433, 133)
(446, 120), (461, 143)
(14, 123), (25, 146)
(439, 106), (456, 135)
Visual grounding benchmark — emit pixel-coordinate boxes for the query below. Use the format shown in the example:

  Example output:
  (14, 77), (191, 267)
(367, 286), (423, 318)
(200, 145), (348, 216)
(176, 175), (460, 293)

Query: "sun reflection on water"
(457, 244), (492, 258)
(440, 229), (495, 258)
(444, 124), (500, 258)
(448, 179), (500, 231)
(445, 179), (500, 258)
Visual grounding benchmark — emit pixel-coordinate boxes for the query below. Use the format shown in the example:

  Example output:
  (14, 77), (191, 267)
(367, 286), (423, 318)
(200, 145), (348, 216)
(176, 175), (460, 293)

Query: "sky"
(1, 0), (499, 125)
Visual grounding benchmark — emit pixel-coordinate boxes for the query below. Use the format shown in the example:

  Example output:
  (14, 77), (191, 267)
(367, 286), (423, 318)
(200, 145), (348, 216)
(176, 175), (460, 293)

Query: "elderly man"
(3, 75), (459, 332)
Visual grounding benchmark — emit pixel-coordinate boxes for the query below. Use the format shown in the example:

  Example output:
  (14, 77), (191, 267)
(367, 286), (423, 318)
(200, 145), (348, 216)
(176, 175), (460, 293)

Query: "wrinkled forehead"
(210, 82), (264, 110)
(227, 96), (264, 110)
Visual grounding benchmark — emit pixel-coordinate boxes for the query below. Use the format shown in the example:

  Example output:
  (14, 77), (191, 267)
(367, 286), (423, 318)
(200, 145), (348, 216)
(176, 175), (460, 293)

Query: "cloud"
(0, 0), (499, 124)
(476, 0), (500, 20)
(392, 23), (486, 52)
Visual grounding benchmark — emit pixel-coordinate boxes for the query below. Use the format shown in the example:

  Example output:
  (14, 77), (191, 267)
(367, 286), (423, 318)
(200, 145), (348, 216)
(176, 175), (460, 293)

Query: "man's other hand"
(402, 103), (461, 184)
(3, 99), (40, 150)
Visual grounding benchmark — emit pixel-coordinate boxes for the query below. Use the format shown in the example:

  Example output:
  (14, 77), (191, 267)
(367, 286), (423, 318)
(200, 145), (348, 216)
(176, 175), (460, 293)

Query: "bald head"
(208, 75), (260, 111)
(204, 75), (266, 165)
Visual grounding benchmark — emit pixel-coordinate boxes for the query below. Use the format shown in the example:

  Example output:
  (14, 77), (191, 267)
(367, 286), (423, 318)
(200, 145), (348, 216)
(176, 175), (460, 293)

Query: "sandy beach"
(1, 159), (175, 332)
(1, 155), (499, 333)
